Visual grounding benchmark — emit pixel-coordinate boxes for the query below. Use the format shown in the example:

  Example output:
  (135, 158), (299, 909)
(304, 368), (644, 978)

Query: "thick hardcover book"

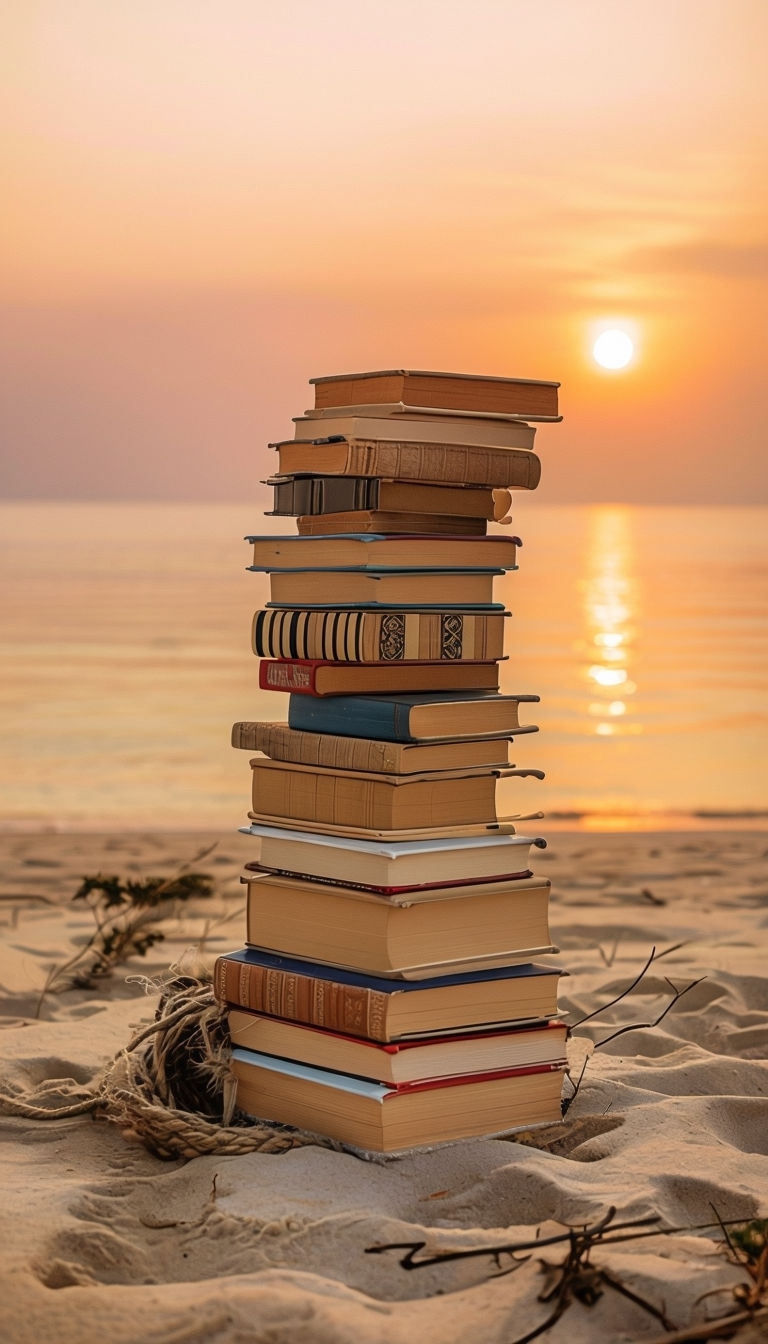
(296, 511), (488, 536)
(241, 823), (546, 888)
(292, 410), (537, 448)
(266, 568), (507, 607)
(310, 369), (560, 418)
(267, 475), (512, 521)
(242, 860), (533, 897)
(229, 1013), (568, 1085)
(272, 439), (542, 489)
(230, 722), (518, 773)
(230, 1049), (566, 1151)
(287, 690), (538, 741)
(249, 758), (541, 832)
(259, 659), (500, 696)
(251, 608), (507, 663)
(241, 869), (554, 977)
(214, 947), (562, 1041)
(246, 533), (520, 572)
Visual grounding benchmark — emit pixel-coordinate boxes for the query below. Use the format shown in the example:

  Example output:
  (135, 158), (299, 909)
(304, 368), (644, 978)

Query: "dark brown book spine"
(214, 956), (390, 1040)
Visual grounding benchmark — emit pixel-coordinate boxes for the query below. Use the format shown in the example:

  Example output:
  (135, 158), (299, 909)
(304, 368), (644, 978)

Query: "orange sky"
(2, 0), (767, 502)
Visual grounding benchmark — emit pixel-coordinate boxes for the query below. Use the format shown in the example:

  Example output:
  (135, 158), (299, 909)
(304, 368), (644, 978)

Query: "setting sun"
(593, 329), (635, 370)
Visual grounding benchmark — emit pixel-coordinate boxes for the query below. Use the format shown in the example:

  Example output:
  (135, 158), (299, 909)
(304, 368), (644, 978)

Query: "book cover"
(266, 475), (512, 521)
(259, 659), (501, 697)
(246, 532), (520, 572)
(309, 369), (560, 418)
(291, 410), (538, 448)
(230, 722), (517, 773)
(287, 690), (538, 740)
(215, 947), (562, 1042)
(272, 440), (542, 489)
(251, 609), (508, 663)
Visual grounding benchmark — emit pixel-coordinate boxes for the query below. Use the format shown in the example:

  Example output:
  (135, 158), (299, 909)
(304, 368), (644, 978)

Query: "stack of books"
(215, 368), (566, 1153)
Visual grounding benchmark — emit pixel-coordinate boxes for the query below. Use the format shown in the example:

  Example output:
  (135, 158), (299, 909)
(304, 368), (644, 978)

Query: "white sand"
(1, 829), (767, 1342)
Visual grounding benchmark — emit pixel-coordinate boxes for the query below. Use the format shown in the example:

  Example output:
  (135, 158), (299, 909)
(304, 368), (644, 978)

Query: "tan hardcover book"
(230, 723), (519, 773)
(296, 511), (488, 536)
(231, 1055), (565, 1152)
(267, 570), (504, 606)
(214, 949), (562, 1041)
(251, 608), (507, 663)
(310, 370), (560, 418)
(268, 476), (514, 521)
(259, 658), (500, 696)
(228, 1012), (568, 1085)
(246, 814), (527, 841)
(247, 533), (519, 571)
(272, 439), (542, 489)
(243, 825), (546, 887)
(241, 870), (554, 977)
(249, 758), (540, 831)
(292, 409), (538, 447)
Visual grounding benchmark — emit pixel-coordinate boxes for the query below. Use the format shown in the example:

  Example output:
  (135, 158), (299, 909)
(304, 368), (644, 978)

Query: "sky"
(1, 0), (767, 503)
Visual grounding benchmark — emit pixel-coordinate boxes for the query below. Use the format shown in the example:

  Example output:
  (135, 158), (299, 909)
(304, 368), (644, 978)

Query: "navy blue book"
(214, 946), (562, 1040)
(288, 689), (539, 743)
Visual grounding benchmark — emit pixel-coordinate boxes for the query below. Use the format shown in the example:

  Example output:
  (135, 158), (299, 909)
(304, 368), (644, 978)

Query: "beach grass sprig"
(35, 844), (217, 1014)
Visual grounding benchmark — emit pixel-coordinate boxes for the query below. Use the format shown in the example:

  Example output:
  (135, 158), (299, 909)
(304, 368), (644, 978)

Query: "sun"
(593, 329), (634, 370)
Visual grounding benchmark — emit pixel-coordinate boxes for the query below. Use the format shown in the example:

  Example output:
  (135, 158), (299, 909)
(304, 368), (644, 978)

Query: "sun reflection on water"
(581, 507), (641, 736)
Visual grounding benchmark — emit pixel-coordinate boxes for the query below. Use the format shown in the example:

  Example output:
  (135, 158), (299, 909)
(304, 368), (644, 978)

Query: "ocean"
(1, 500), (766, 830)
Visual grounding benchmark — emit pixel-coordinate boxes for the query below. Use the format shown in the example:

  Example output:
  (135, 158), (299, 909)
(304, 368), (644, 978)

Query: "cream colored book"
(293, 409), (538, 448)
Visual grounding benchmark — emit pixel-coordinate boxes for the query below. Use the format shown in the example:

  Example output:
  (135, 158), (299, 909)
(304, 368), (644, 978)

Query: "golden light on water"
(581, 507), (641, 736)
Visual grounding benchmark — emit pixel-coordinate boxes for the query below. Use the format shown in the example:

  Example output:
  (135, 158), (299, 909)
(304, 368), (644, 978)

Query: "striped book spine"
(251, 608), (506, 662)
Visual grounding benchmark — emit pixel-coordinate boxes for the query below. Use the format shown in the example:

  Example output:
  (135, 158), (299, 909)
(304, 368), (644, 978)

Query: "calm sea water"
(1, 501), (766, 830)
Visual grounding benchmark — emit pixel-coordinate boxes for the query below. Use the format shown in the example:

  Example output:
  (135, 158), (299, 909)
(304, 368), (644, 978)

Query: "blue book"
(288, 690), (539, 742)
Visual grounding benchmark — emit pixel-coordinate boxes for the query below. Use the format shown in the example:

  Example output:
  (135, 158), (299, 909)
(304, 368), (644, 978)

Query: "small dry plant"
(36, 844), (217, 1014)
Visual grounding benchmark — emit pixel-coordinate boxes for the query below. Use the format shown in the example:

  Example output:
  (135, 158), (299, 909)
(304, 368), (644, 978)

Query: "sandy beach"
(0, 827), (766, 1341)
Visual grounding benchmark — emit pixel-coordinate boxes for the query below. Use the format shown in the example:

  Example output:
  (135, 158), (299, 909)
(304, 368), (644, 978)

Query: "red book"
(258, 658), (499, 696)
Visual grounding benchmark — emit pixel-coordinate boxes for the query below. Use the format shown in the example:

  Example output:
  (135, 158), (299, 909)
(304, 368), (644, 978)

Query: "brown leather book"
(310, 369), (560, 418)
(271, 439), (542, 489)
(250, 608), (507, 663)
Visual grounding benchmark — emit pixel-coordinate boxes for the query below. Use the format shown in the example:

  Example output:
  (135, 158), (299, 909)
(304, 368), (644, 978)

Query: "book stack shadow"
(215, 368), (566, 1153)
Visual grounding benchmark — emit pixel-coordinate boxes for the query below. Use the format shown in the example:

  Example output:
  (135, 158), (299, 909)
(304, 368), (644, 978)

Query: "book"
(272, 439), (542, 489)
(246, 533), (520, 571)
(214, 947), (562, 1040)
(297, 511), (488, 536)
(230, 1049), (565, 1152)
(288, 690), (538, 740)
(267, 475), (513, 521)
(241, 870), (555, 977)
(243, 861), (534, 897)
(249, 758), (542, 833)
(266, 569), (506, 607)
(251, 608), (508, 663)
(259, 659), (501, 696)
(292, 410), (538, 448)
(240, 824), (546, 888)
(228, 1013), (568, 1085)
(310, 370), (560, 419)
(231, 723), (521, 773)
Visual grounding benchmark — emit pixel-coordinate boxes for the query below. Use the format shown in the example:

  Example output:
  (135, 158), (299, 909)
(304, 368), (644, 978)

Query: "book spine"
(235, 723), (404, 772)
(252, 610), (501, 662)
(288, 694), (412, 742)
(339, 442), (541, 488)
(213, 957), (391, 1040)
(260, 660), (317, 693)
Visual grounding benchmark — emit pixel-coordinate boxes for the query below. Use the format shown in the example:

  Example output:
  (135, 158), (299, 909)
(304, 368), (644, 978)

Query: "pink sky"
(2, 0), (767, 502)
